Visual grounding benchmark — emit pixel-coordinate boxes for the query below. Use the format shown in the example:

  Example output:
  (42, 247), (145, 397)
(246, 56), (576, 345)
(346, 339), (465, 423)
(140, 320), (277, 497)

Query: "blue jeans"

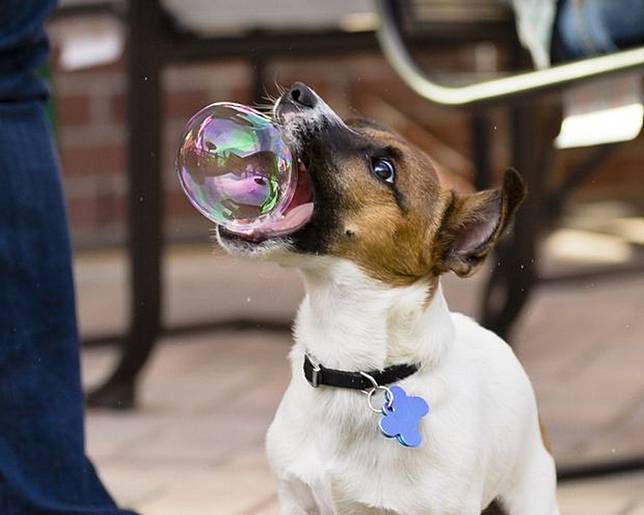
(0, 1), (136, 513)
(553, 0), (644, 61)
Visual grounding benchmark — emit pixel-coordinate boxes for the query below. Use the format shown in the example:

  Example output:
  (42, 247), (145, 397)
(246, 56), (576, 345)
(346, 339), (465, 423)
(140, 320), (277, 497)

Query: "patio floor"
(77, 244), (644, 514)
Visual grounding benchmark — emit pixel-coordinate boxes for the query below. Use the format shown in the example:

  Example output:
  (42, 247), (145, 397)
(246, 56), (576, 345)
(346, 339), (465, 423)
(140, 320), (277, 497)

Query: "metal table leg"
(87, 0), (163, 409)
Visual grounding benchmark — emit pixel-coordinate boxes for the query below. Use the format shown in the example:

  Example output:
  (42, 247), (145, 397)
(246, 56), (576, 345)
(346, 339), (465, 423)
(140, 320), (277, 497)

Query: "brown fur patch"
(327, 124), (452, 286)
(539, 415), (552, 453)
(323, 122), (525, 287)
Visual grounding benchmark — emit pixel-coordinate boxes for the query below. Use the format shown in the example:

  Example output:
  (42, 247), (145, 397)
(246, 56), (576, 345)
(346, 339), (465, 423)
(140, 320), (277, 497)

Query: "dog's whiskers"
(273, 80), (287, 97)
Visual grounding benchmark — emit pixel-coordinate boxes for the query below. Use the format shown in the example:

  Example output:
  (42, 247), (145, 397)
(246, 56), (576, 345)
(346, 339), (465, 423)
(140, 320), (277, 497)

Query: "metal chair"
(56, 0), (521, 409)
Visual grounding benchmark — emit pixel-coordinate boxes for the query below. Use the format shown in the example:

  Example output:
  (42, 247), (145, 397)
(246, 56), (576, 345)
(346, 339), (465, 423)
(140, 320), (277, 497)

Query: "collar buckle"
(310, 360), (322, 388)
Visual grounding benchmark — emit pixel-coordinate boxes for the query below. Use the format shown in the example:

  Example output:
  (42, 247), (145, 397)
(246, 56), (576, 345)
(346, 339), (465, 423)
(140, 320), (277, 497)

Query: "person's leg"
(0, 1), (136, 513)
(553, 0), (644, 62)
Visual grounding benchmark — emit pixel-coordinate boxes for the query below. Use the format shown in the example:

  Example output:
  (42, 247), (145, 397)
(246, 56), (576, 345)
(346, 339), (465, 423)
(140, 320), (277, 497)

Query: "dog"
(217, 82), (559, 515)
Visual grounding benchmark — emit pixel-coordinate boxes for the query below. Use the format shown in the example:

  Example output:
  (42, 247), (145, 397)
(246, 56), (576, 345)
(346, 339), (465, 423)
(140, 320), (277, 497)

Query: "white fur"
(272, 88), (356, 154)
(265, 258), (559, 515)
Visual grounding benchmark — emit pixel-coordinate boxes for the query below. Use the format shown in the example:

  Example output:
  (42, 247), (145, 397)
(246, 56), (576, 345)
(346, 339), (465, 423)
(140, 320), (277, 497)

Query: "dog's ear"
(433, 169), (526, 278)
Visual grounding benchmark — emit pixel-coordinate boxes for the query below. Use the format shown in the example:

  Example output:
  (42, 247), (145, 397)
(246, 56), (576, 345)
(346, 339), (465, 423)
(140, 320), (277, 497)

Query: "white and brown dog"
(217, 83), (559, 515)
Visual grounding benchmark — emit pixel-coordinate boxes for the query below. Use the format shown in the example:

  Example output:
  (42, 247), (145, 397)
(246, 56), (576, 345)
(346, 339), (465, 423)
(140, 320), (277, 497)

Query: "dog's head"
(217, 82), (525, 286)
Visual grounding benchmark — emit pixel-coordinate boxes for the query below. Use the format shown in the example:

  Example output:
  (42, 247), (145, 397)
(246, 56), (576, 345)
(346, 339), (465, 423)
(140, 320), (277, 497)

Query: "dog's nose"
(287, 82), (317, 109)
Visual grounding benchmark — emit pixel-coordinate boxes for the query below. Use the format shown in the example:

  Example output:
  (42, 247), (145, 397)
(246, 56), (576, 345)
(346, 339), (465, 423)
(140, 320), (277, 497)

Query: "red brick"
(67, 196), (98, 227)
(60, 144), (125, 176)
(111, 89), (213, 124)
(164, 90), (211, 119)
(230, 85), (254, 105)
(58, 94), (91, 126)
(110, 93), (125, 123)
(166, 188), (200, 218)
(95, 189), (126, 225)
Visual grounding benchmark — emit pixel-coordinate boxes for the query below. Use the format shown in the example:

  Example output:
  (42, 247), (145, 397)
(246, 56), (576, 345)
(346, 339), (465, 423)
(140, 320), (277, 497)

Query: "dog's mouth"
(218, 156), (315, 244)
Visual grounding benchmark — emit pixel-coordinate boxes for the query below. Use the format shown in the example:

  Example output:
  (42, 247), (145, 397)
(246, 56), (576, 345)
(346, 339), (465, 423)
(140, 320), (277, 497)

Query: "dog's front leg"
(500, 445), (560, 515)
(277, 477), (322, 515)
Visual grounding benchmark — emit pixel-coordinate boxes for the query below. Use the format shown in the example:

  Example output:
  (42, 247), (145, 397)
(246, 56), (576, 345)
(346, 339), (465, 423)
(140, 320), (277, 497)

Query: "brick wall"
(51, 47), (644, 248)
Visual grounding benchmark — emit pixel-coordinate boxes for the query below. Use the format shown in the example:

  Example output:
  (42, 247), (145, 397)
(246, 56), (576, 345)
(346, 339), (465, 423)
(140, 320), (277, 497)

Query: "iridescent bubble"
(177, 102), (296, 233)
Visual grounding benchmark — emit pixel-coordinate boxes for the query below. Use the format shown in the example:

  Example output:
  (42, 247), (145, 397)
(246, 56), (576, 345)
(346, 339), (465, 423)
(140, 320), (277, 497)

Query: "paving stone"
(130, 450), (277, 515)
(580, 393), (644, 463)
(626, 499), (644, 515)
(75, 248), (302, 340)
(558, 472), (644, 515)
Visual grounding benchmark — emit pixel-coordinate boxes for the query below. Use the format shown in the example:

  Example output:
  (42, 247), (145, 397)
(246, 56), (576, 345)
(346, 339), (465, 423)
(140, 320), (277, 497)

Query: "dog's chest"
(266, 373), (487, 514)
(266, 285), (531, 513)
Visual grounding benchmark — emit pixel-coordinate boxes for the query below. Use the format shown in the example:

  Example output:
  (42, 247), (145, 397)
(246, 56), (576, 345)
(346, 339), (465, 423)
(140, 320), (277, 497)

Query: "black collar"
(303, 354), (419, 390)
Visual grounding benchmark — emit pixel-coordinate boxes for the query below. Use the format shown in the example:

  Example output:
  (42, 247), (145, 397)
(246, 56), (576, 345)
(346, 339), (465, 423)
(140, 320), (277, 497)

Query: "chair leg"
(471, 113), (493, 190)
(545, 144), (618, 222)
(479, 103), (553, 341)
(480, 232), (537, 340)
(87, 0), (163, 409)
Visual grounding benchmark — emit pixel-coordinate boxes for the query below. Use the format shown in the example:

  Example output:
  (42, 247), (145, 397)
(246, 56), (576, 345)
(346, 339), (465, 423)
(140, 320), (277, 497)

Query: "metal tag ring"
(360, 371), (394, 414)
(366, 385), (394, 414)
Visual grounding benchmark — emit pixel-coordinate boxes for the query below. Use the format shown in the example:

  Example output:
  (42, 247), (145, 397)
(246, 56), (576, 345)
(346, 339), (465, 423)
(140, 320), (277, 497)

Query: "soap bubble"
(177, 102), (295, 232)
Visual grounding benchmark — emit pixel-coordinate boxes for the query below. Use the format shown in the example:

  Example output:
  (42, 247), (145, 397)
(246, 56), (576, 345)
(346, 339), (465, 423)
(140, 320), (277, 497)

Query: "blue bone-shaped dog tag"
(379, 386), (429, 448)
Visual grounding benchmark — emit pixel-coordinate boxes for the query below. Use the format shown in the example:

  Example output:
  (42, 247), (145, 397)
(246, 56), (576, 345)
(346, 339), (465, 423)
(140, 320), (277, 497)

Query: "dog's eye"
(370, 158), (395, 185)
